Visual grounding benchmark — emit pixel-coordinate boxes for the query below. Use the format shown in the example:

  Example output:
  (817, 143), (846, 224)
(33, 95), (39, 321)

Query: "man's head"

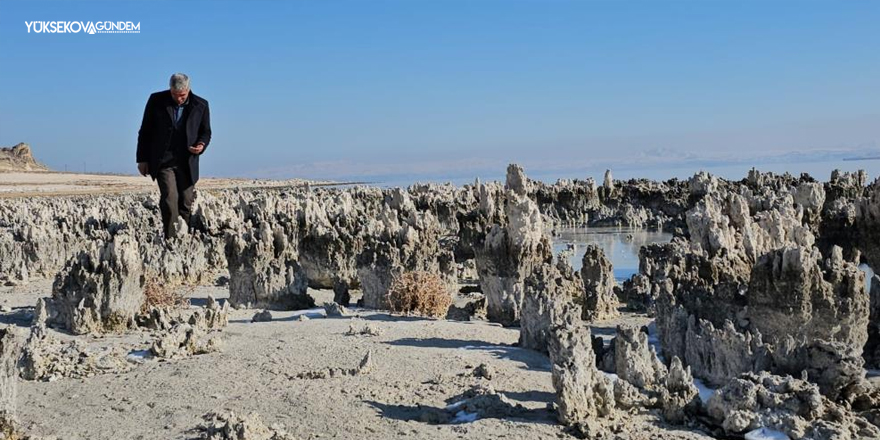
(169, 73), (190, 105)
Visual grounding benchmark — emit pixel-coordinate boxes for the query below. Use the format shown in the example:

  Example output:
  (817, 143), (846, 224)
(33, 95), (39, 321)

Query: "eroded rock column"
(476, 164), (552, 326)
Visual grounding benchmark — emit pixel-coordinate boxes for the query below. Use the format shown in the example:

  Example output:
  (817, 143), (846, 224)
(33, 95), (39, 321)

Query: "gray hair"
(169, 73), (190, 91)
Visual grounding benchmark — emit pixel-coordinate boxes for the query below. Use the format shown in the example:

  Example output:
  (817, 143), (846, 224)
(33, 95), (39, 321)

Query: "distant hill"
(0, 143), (50, 172)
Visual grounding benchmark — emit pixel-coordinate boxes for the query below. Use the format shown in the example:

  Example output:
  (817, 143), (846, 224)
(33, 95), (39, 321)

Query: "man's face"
(170, 88), (189, 105)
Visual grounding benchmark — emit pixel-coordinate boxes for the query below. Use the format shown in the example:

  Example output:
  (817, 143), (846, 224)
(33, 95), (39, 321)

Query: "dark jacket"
(136, 90), (211, 185)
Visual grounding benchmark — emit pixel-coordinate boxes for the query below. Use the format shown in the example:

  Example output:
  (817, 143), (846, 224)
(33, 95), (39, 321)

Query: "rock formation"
(297, 190), (366, 305)
(225, 222), (313, 310)
(658, 357), (700, 425)
(136, 296), (229, 332)
(1, 162), (879, 437)
(150, 323), (223, 359)
(548, 302), (616, 438)
(197, 411), (297, 440)
(476, 164), (553, 326)
(356, 198), (454, 310)
(643, 170), (876, 402)
(0, 142), (49, 172)
(865, 274), (880, 368)
(606, 326), (667, 391)
(706, 371), (880, 439)
(747, 246), (868, 354)
(580, 245), (619, 321)
(0, 328), (19, 433)
(519, 258), (581, 353)
(47, 233), (145, 334)
(19, 325), (131, 381)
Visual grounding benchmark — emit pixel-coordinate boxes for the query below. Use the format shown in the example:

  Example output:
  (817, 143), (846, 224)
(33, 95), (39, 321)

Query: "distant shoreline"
(0, 170), (369, 199)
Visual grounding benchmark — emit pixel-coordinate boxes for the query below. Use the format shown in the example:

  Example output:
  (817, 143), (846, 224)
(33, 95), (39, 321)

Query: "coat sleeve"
(195, 101), (211, 154)
(136, 96), (153, 163)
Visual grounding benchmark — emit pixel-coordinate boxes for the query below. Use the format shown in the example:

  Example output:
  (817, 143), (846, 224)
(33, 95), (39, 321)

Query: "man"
(136, 73), (211, 239)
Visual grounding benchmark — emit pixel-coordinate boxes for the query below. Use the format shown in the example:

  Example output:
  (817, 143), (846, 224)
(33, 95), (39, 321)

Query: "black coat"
(136, 90), (211, 185)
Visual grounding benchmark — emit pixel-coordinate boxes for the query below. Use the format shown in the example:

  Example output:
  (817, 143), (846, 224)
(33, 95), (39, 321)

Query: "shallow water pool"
(553, 227), (672, 281)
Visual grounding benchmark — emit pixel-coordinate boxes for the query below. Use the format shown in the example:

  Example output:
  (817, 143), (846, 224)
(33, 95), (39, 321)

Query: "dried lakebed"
(1, 164), (879, 439)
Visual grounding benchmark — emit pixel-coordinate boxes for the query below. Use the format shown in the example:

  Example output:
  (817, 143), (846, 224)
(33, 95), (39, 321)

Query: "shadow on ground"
(365, 388), (556, 426)
(386, 337), (551, 371)
(0, 308), (34, 327)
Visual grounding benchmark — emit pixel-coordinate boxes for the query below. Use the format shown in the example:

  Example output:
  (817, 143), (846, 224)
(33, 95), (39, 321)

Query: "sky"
(0, 0), (878, 184)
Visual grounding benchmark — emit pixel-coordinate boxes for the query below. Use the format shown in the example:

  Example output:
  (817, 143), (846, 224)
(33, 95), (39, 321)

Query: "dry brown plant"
(387, 271), (452, 318)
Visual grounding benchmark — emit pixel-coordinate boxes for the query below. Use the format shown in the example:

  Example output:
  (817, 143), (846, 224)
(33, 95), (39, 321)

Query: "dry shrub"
(141, 276), (187, 313)
(387, 271), (453, 318)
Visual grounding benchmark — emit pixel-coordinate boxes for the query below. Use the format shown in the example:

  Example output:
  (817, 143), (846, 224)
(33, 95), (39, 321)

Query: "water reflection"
(553, 227), (673, 281)
(860, 264), (875, 292)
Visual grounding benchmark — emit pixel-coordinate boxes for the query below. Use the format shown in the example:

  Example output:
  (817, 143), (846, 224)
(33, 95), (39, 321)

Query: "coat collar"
(165, 90), (203, 122)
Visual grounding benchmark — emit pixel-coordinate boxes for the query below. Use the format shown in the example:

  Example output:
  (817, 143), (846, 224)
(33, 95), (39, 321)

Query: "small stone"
(474, 363), (495, 380)
(251, 310), (273, 323)
(324, 302), (350, 317)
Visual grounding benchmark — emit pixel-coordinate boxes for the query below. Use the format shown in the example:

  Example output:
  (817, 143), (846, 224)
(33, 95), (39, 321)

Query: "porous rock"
(580, 245), (619, 322)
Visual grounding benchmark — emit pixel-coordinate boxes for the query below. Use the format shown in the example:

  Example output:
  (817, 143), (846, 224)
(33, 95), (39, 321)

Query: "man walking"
(136, 73), (212, 239)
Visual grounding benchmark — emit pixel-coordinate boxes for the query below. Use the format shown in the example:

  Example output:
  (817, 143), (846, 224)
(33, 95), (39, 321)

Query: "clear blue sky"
(0, 0), (878, 183)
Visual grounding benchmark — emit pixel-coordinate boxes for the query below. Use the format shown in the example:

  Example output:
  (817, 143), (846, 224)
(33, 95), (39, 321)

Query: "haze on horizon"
(0, 0), (877, 183)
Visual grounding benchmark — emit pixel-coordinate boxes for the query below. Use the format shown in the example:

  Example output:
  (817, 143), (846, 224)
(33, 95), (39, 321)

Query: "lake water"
(554, 228), (875, 290)
(552, 227), (673, 281)
(861, 264), (875, 292)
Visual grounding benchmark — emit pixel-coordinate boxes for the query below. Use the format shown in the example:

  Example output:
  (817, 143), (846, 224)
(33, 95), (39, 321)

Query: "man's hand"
(137, 162), (149, 176)
(188, 143), (205, 154)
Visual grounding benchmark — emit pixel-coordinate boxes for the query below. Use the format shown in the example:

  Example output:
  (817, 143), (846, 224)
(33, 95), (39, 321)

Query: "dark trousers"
(156, 165), (194, 239)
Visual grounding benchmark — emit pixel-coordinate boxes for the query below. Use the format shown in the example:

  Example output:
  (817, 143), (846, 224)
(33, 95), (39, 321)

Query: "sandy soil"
(0, 172), (349, 198)
(1, 279), (715, 440)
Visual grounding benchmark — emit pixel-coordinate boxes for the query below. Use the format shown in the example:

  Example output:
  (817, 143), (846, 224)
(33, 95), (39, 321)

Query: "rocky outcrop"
(866, 274), (880, 368)
(0, 192), (228, 287)
(150, 323), (223, 359)
(356, 196), (454, 310)
(706, 371), (880, 439)
(225, 222), (313, 310)
(3, 163), (880, 435)
(606, 326), (667, 390)
(747, 246), (869, 353)
(297, 190), (367, 305)
(19, 326), (131, 381)
(136, 296), (229, 332)
(687, 171), (718, 197)
(0, 328), (19, 431)
(617, 273), (654, 313)
(0, 142), (49, 172)
(580, 245), (619, 321)
(519, 259), (581, 353)
(658, 357), (700, 425)
(46, 233), (145, 334)
(416, 384), (531, 425)
(595, 325), (700, 425)
(548, 302), (616, 438)
(747, 245), (869, 398)
(855, 179), (880, 269)
(646, 171), (874, 400)
(476, 165), (553, 326)
(533, 176), (689, 230)
(197, 411), (297, 440)
(190, 295), (230, 329)
(681, 317), (770, 387)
